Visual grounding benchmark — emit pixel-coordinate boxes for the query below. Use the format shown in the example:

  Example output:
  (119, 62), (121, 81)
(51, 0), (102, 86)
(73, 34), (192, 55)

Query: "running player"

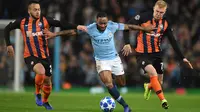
(4, 0), (86, 110)
(44, 12), (155, 112)
(125, 0), (193, 109)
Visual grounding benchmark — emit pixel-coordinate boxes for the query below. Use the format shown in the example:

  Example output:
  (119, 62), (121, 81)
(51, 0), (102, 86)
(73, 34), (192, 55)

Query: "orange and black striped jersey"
(4, 16), (78, 59)
(128, 11), (184, 59)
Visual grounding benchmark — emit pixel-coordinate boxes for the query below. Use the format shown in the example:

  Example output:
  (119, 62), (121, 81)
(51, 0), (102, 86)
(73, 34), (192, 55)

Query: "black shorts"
(136, 52), (164, 74)
(24, 56), (52, 76)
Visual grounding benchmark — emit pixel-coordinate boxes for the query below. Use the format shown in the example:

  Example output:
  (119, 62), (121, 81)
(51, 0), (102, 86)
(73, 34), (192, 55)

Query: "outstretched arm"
(165, 27), (193, 69)
(4, 19), (21, 46)
(46, 17), (87, 32)
(124, 24), (155, 32)
(43, 29), (77, 39)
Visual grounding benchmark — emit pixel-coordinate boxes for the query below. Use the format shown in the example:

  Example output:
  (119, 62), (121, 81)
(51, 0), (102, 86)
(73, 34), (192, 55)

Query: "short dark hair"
(28, 0), (40, 6)
(96, 12), (107, 18)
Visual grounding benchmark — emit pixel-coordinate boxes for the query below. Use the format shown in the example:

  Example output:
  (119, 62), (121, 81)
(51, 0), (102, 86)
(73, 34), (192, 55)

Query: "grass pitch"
(0, 91), (199, 112)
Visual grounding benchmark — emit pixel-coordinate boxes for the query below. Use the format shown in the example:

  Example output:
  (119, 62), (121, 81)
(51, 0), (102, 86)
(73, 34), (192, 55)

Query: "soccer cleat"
(144, 83), (151, 100)
(161, 99), (169, 109)
(35, 93), (43, 106)
(43, 102), (53, 110)
(124, 106), (131, 112)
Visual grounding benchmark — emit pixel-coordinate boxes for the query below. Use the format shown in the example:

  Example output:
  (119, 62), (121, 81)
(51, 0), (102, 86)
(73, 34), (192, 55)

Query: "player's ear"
(28, 4), (32, 14)
(153, 6), (155, 11)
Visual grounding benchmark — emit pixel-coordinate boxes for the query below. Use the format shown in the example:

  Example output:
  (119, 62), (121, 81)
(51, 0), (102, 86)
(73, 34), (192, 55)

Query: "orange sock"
(150, 76), (165, 101)
(35, 74), (45, 94)
(42, 85), (52, 103)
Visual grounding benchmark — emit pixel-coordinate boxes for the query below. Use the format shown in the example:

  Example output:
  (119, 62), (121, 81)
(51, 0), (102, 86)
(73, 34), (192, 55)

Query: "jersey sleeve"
(164, 21), (185, 60)
(124, 13), (144, 45)
(109, 21), (125, 32)
(128, 12), (150, 25)
(128, 14), (142, 25)
(4, 18), (21, 46)
(46, 17), (78, 30)
(85, 23), (96, 36)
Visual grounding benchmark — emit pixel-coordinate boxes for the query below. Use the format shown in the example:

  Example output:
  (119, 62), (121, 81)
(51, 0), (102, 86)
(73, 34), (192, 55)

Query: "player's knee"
(39, 68), (45, 75)
(105, 83), (114, 89)
(145, 65), (157, 76)
(34, 64), (46, 75)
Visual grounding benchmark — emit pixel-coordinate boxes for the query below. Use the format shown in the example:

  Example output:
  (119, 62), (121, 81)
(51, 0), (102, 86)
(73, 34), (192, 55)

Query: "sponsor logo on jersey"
(26, 31), (44, 37)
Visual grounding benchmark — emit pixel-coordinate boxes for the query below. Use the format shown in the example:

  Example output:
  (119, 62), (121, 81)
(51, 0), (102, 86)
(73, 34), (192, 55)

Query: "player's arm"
(124, 24), (155, 32)
(165, 26), (193, 69)
(122, 15), (140, 56)
(46, 17), (87, 32)
(43, 29), (77, 39)
(4, 19), (21, 46)
(4, 19), (21, 57)
(123, 14), (142, 46)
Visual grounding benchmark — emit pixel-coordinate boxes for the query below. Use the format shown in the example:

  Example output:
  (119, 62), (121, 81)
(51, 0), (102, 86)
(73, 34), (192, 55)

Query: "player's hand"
(77, 25), (87, 32)
(143, 25), (157, 33)
(183, 58), (193, 69)
(43, 29), (56, 39)
(7, 45), (14, 58)
(121, 44), (132, 56)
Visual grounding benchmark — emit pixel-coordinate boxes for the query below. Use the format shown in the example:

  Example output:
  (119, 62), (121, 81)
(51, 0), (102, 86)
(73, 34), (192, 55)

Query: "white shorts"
(95, 56), (124, 76)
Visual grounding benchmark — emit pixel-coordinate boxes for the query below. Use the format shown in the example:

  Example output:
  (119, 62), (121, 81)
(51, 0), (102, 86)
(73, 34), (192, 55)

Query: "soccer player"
(125, 0), (193, 109)
(4, 0), (86, 110)
(44, 12), (155, 112)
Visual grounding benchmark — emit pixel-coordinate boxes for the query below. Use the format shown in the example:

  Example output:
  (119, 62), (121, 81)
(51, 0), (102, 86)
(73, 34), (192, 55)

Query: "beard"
(30, 13), (40, 20)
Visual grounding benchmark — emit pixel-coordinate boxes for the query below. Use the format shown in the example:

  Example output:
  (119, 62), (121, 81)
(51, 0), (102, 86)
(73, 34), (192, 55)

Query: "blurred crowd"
(0, 0), (200, 89)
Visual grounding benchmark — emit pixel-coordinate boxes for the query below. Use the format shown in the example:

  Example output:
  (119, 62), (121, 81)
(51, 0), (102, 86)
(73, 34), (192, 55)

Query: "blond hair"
(154, 0), (168, 8)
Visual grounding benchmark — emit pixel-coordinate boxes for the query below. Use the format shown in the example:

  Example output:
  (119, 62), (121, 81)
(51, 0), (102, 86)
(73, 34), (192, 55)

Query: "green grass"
(0, 91), (199, 112)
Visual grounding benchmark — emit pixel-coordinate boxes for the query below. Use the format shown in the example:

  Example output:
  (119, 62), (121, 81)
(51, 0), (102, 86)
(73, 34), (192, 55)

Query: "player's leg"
(144, 65), (168, 109)
(154, 59), (168, 109)
(115, 75), (126, 87)
(33, 63), (45, 94)
(33, 63), (46, 106)
(41, 60), (53, 110)
(42, 76), (53, 110)
(24, 56), (45, 106)
(99, 71), (130, 112)
(136, 56), (152, 100)
(96, 59), (131, 112)
(144, 74), (163, 100)
(112, 57), (126, 87)
(144, 59), (164, 100)
(111, 57), (131, 112)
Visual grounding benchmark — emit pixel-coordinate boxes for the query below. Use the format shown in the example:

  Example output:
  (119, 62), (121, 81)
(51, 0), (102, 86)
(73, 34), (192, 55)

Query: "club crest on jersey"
(134, 15), (140, 20)
(108, 32), (113, 37)
(38, 22), (42, 27)
(159, 24), (163, 30)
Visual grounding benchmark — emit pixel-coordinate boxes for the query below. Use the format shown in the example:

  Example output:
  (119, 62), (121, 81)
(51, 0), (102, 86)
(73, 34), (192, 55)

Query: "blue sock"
(108, 85), (128, 108)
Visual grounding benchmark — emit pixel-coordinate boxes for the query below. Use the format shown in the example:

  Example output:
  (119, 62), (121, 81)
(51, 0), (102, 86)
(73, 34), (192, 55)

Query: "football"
(100, 96), (116, 112)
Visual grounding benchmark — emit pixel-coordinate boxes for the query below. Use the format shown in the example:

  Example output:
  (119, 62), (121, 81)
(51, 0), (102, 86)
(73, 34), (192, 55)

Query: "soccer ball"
(100, 96), (116, 112)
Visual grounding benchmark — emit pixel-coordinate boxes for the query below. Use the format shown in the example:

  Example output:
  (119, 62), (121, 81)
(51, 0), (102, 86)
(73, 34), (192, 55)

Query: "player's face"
(96, 17), (108, 31)
(28, 4), (41, 19)
(153, 5), (166, 20)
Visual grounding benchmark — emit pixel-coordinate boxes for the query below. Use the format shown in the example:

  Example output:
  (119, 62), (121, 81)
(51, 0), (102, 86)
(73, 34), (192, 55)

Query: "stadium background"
(0, 0), (200, 112)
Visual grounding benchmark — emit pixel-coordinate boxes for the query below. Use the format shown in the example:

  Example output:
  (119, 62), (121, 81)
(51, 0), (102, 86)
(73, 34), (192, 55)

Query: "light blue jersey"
(87, 21), (125, 60)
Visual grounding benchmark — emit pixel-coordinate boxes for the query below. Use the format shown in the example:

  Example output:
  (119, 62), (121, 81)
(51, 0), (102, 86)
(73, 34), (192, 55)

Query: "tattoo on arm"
(56, 29), (77, 36)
